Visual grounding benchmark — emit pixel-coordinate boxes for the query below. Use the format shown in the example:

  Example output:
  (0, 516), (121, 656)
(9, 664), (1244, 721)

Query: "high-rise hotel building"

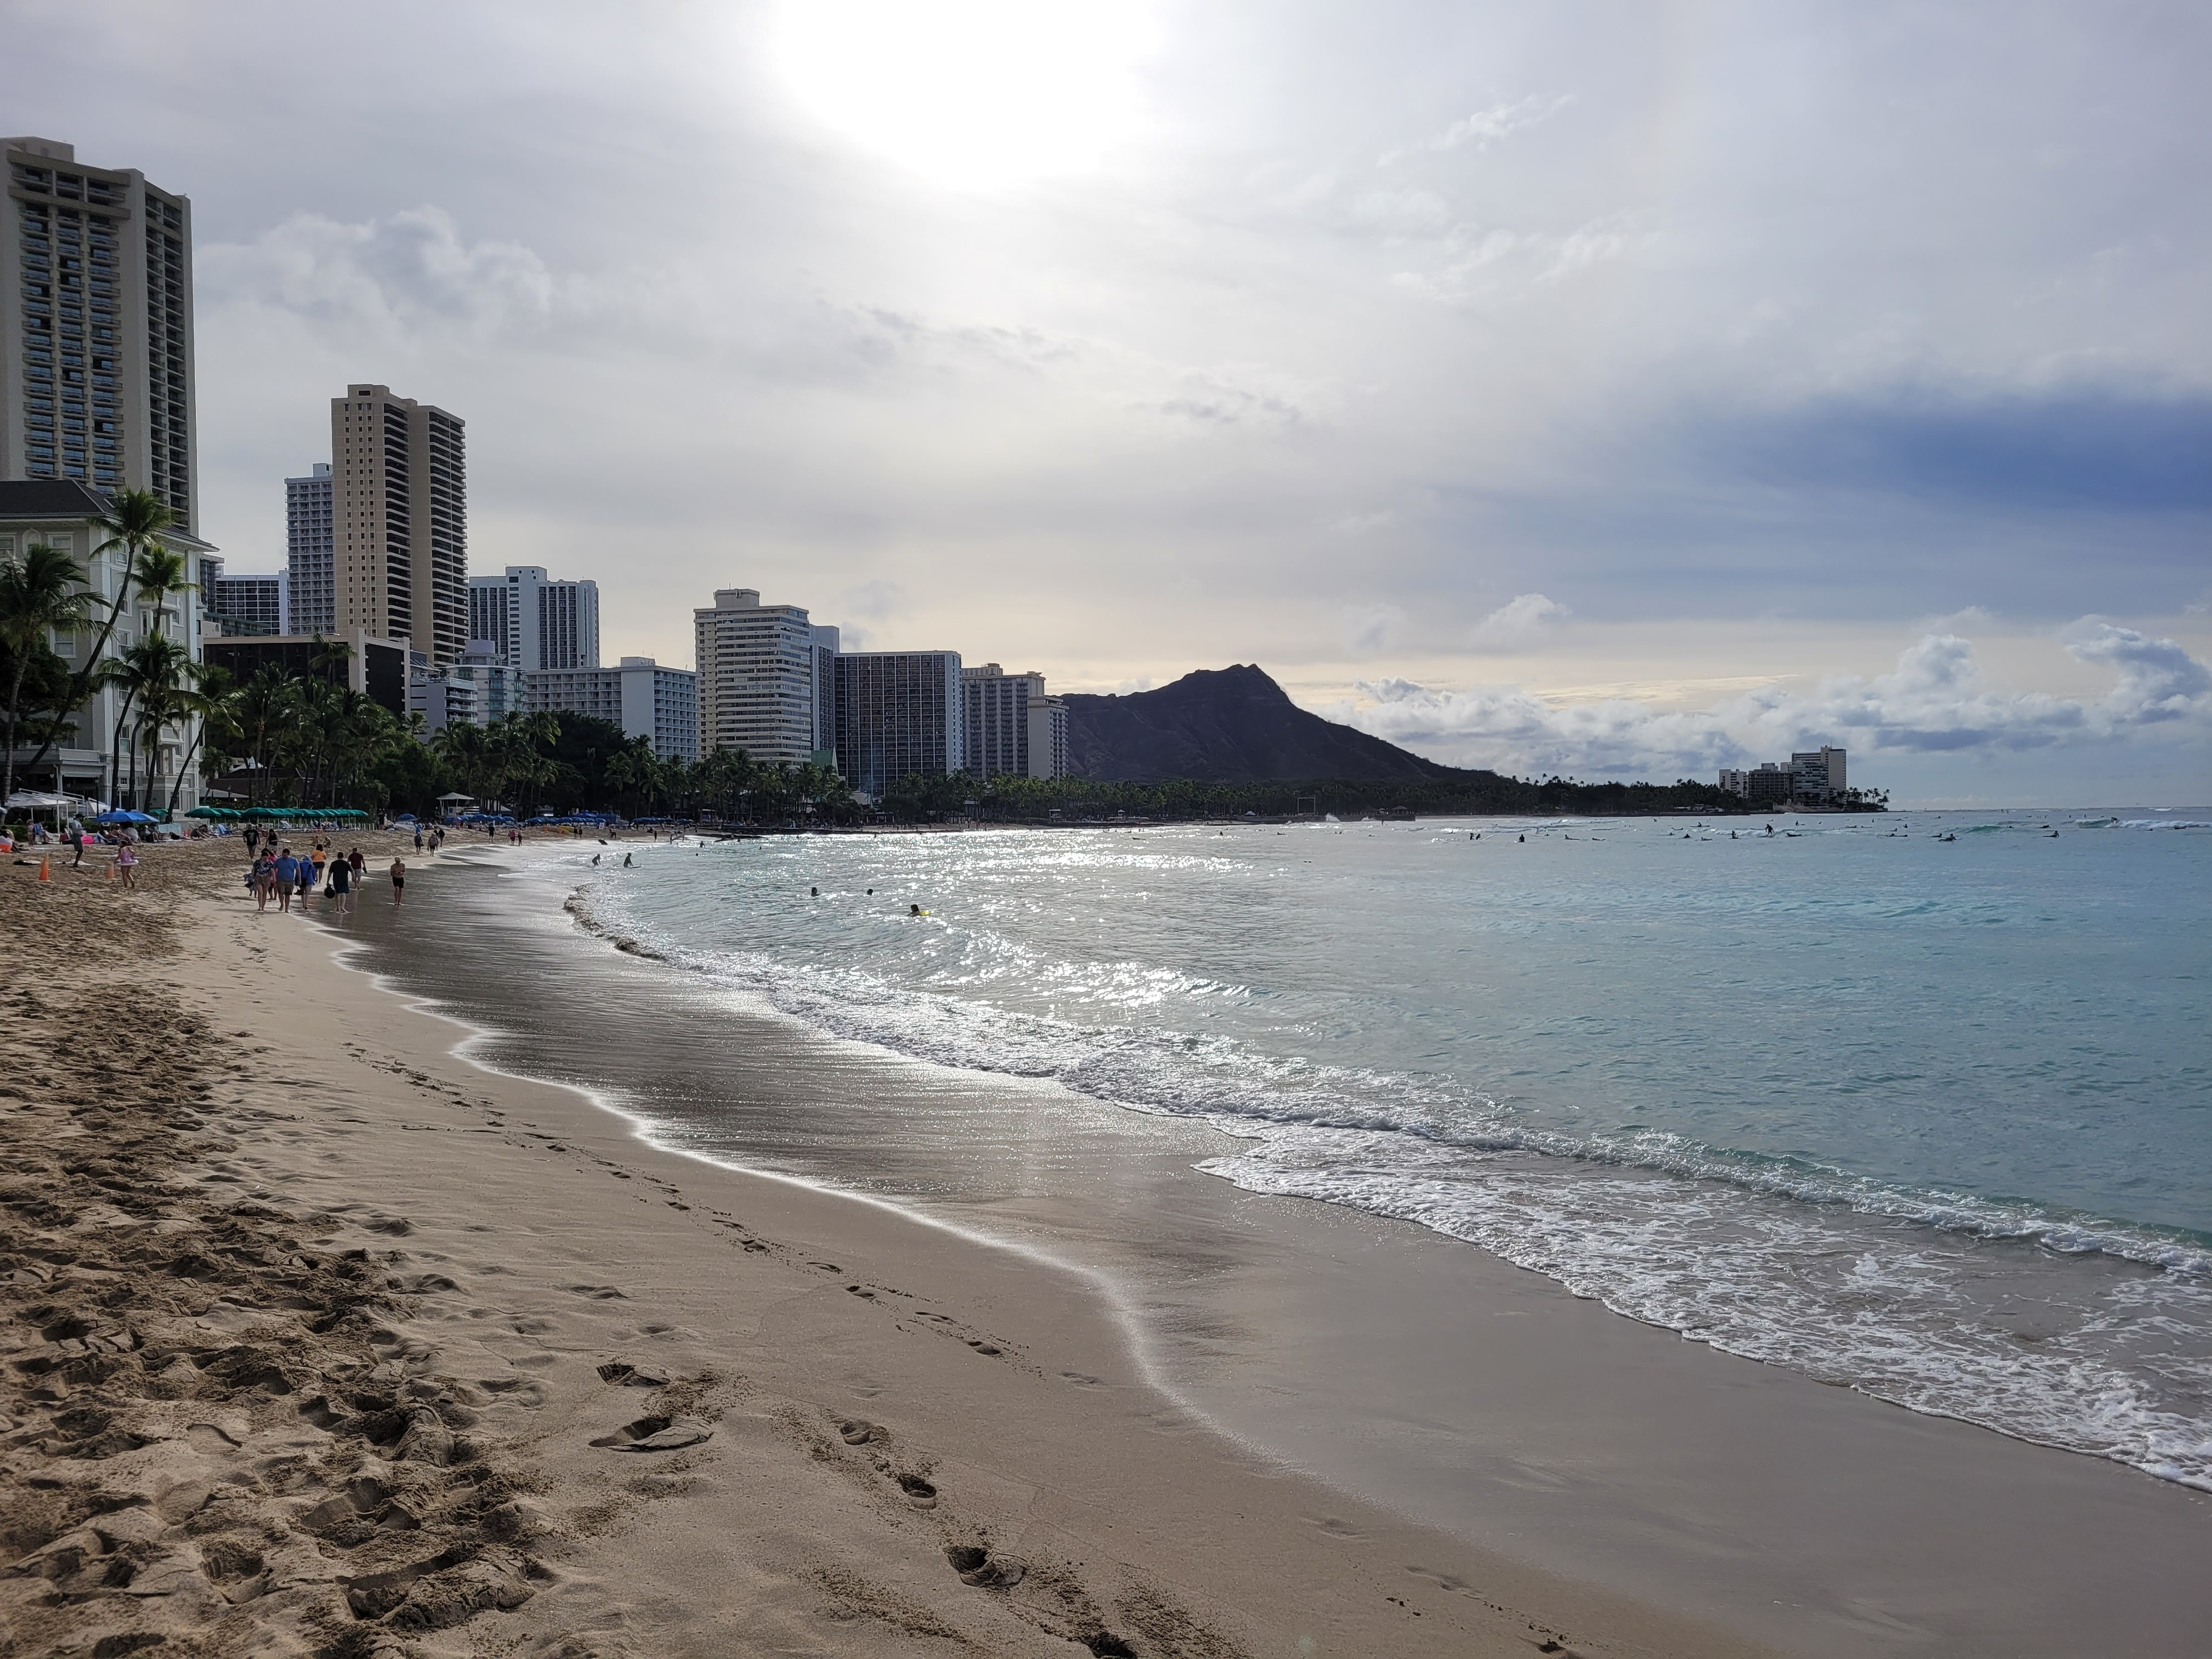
(694, 588), (826, 766)
(332, 383), (467, 665)
(961, 664), (1067, 780)
(1, 137), (197, 527)
(286, 461), (334, 634)
(835, 652), (964, 797)
(469, 566), (600, 669)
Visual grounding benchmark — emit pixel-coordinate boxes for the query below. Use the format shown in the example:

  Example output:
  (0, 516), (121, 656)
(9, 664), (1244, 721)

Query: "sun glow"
(772, 1), (1157, 190)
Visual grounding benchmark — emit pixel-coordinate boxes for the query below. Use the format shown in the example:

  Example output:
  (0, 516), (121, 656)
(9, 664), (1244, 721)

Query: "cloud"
(1339, 603), (1407, 656)
(1379, 95), (1571, 165)
(199, 207), (560, 344)
(1339, 624), (2212, 778)
(1702, 388), (2212, 512)
(1470, 592), (1569, 649)
(842, 579), (904, 620)
(1391, 213), (1653, 304)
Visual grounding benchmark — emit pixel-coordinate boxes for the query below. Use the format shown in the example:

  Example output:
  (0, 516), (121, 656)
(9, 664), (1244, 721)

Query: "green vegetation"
(877, 770), (1866, 822)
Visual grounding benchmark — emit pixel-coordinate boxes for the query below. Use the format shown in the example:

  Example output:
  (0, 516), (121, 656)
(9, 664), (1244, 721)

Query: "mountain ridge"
(1060, 664), (1480, 784)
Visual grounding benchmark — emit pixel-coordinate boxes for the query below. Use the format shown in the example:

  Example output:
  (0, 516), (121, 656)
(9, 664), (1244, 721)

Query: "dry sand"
(1, 836), (1771, 1659)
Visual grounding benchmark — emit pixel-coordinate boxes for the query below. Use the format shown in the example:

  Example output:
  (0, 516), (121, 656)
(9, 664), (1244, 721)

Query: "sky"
(7, 0), (2207, 805)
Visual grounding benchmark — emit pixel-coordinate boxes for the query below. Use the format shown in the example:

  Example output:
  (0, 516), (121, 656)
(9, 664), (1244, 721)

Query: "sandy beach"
(1, 835), (1781, 1659)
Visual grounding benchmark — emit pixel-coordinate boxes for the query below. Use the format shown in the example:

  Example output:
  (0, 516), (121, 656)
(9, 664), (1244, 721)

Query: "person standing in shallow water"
(389, 855), (406, 907)
(331, 850), (354, 915)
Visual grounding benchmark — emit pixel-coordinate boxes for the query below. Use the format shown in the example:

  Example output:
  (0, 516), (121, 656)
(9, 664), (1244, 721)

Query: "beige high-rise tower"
(331, 382), (467, 664)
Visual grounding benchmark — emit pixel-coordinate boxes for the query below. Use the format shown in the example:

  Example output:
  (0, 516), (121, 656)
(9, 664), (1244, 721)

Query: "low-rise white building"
(529, 656), (697, 763)
(1, 479), (214, 812)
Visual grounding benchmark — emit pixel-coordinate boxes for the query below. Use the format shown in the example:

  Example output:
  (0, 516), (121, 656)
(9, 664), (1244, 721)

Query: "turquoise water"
(580, 809), (2212, 1488)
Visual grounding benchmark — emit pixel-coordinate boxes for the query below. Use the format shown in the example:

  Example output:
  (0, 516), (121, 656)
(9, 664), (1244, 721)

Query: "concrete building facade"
(529, 657), (697, 763)
(960, 663), (1068, 780)
(199, 556), (287, 636)
(331, 383), (467, 666)
(411, 643), (527, 734)
(0, 479), (215, 809)
(467, 565), (599, 671)
(1, 137), (198, 530)
(834, 651), (963, 797)
(1792, 747), (1847, 804)
(285, 461), (334, 634)
(694, 588), (820, 765)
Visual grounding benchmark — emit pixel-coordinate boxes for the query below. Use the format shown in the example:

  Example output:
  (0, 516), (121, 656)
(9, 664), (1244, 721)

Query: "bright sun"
(773, 1), (1156, 191)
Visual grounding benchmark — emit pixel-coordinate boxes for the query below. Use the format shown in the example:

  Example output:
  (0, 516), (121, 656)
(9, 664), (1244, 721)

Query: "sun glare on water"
(773, 0), (1157, 190)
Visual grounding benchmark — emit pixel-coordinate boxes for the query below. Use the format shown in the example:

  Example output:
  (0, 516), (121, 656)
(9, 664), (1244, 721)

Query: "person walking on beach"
(414, 828), (425, 853)
(273, 847), (298, 912)
(331, 849), (354, 915)
(296, 853), (315, 906)
(389, 854), (407, 907)
(349, 846), (366, 884)
(113, 840), (138, 889)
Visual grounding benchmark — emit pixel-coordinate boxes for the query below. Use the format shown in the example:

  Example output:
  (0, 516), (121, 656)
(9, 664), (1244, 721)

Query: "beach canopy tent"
(6, 790), (102, 820)
(185, 806), (242, 819)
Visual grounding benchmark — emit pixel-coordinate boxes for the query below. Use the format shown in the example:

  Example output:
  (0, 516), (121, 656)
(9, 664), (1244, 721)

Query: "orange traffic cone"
(38, 856), (50, 882)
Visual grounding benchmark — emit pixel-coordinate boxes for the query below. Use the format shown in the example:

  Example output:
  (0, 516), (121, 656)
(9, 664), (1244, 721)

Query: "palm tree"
(162, 664), (231, 820)
(0, 541), (93, 803)
(14, 490), (174, 801)
(106, 544), (194, 808)
(94, 634), (190, 810)
(229, 665), (296, 806)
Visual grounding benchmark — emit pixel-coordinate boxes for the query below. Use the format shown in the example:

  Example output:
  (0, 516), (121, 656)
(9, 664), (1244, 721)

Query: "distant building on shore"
(961, 664), (1068, 780)
(468, 565), (599, 671)
(1719, 748), (1847, 806)
(332, 382), (467, 666)
(0, 137), (198, 528)
(412, 642), (528, 734)
(285, 463), (334, 635)
(530, 656), (697, 763)
(199, 555), (287, 637)
(1793, 747), (1846, 804)
(694, 588), (824, 766)
(835, 650), (964, 797)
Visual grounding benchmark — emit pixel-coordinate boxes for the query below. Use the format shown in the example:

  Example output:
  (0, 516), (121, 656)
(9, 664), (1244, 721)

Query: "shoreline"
(347, 840), (2212, 1656)
(2, 836), (1762, 1658)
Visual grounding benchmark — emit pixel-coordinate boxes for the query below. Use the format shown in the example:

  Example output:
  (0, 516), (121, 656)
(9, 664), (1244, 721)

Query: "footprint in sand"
(595, 1360), (672, 1387)
(944, 1544), (1025, 1590)
(838, 1419), (885, 1445)
(567, 1285), (628, 1300)
(893, 1472), (937, 1508)
(588, 1415), (712, 1452)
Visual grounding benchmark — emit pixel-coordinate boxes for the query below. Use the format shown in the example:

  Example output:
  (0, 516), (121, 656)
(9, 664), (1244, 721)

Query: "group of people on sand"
(248, 839), (407, 915)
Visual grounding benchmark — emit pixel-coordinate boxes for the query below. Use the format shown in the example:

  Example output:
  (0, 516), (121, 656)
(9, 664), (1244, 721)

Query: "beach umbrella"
(184, 806), (226, 817)
(94, 809), (158, 825)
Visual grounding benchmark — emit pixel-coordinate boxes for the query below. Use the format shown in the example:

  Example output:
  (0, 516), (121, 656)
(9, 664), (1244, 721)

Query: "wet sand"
(347, 843), (2212, 1657)
(2, 836), (1760, 1658)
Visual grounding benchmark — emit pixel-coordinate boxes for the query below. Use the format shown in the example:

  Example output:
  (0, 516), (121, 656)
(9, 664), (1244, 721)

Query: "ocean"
(563, 807), (2212, 1494)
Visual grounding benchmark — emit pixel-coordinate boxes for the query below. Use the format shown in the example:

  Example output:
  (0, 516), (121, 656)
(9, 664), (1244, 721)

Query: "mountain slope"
(1060, 664), (1465, 783)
